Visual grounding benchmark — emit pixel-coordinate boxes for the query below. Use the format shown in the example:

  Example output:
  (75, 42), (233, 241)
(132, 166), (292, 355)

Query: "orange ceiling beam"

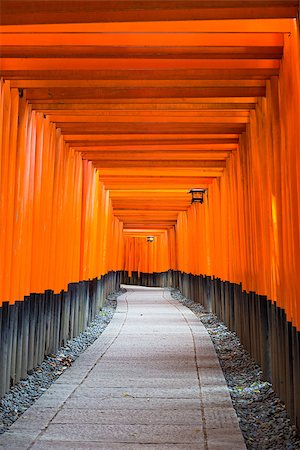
(9, 80), (265, 88)
(64, 134), (240, 140)
(93, 161), (226, 169)
(34, 104), (256, 112)
(96, 167), (224, 176)
(1, 69), (279, 80)
(82, 152), (231, 161)
(23, 87), (265, 100)
(51, 116), (249, 124)
(0, 33), (284, 47)
(96, 178), (213, 190)
(0, 19), (293, 33)
(1, 58), (281, 71)
(1, 1), (297, 25)
(76, 143), (238, 150)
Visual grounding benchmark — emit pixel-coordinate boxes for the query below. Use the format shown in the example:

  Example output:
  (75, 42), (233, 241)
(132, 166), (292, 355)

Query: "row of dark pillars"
(0, 271), (121, 397)
(128, 270), (300, 431)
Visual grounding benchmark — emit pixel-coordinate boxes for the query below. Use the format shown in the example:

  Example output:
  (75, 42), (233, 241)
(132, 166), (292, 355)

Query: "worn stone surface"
(0, 286), (245, 449)
(38, 423), (205, 444)
(52, 408), (202, 425)
(30, 443), (205, 450)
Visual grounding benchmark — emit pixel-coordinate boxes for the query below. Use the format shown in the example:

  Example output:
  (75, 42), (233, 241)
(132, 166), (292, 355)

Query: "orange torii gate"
(0, 0), (300, 428)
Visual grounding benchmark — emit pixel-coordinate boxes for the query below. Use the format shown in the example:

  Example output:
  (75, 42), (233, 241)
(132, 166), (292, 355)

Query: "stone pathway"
(0, 286), (246, 450)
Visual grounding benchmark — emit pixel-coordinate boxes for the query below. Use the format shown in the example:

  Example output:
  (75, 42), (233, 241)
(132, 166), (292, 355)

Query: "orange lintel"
(10, 80), (265, 88)
(0, 19), (293, 34)
(76, 143), (238, 151)
(1, 58), (281, 70)
(0, 33), (284, 47)
(0, 5), (297, 25)
(64, 133), (240, 141)
(52, 116), (249, 124)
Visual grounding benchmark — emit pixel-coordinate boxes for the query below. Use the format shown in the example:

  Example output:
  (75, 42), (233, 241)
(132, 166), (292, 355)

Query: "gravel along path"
(0, 290), (123, 435)
(170, 288), (300, 450)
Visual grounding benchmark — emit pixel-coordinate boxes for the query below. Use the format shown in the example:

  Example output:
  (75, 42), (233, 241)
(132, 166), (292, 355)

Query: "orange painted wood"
(0, 33), (284, 48)
(64, 133), (240, 141)
(0, 83), (123, 304)
(1, 5), (300, 335)
(1, 1), (297, 25)
(53, 116), (249, 124)
(92, 161), (226, 168)
(82, 152), (231, 161)
(31, 104), (257, 112)
(0, 69), (280, 80)
(9, 81), (265, 89)
(23, 87), (265, 100)
(1, 58), (281, 72)
(0, 19), (292, 34)
(174, 23), (300, 329)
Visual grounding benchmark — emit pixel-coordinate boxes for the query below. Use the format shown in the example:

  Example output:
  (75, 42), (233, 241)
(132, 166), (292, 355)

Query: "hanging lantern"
(147, 236), (154, 243)
(188, 188), (207, 204)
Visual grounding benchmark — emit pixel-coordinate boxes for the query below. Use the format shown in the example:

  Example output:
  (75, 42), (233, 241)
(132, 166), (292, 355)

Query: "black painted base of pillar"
(126, 269), (300, 431)
(0, 271), (122, 398)
(1, 269), (299, 431)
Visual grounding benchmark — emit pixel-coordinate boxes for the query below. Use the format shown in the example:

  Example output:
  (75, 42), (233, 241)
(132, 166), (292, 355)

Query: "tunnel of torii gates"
(0, 0), (300, 428)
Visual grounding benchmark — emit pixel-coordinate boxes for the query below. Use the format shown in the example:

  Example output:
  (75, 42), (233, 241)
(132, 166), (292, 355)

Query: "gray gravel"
(0, 289), (123, 435)
(170, 288), (300, 450)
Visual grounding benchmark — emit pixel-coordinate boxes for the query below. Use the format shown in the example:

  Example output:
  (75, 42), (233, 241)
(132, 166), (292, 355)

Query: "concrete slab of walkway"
(0, 286), (246, 450)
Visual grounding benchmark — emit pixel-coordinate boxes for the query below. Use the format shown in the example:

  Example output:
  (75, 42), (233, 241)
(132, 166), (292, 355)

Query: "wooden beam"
(1, 69), (279, 80)
(53, 117), (249, 124)
(59, 123), (246, 134)
(123, 230), (170, 235)
(1, 58), (280, 71)
(65, 135), (240, 148)
(109, 189), (194, 196)
(77, 143), (238, 151)
(65, 133), (239, 140)
(49, 113), (249, 121)
(122, 223), (176, 229)
(0, 33), (284, 47)
(82, 151), (231, 160)
(112, 200), (191, 205)
(97, 167), (224, 176)
(31, 103), (257, 111)
(1, 1), (297, 25)
(10, 80), (266, 88)
(44, 112), (250, 120)
(0, 19), (292, 33)
(0, 46), (283, 59)
(114, 210), (179, 214)
(92, 160), (227, 168)
(98, 177), (213, 189)
(28, 98), (258, 105)
(23, 87), (265, 100)
(68, 138), (240, 148)
(114, 203), (190, 207)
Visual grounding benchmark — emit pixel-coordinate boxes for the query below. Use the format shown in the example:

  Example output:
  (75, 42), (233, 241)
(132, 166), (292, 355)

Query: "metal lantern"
(147, 236), (154, 243)
(188, 188), (207, 204)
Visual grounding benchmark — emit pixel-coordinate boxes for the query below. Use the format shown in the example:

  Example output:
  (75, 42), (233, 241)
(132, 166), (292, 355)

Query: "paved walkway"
(0, 286), (246, 450)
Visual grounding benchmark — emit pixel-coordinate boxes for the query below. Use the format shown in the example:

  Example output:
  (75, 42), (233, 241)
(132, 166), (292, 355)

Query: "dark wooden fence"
(1, 269), (299, 431)
(127, 269), (300, 431)
(0, 271), (121, 397)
